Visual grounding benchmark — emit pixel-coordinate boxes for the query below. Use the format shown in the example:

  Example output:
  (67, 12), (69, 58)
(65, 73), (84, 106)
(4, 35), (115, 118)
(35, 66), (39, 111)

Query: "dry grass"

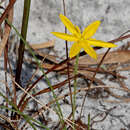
(0, 0), (130, 130)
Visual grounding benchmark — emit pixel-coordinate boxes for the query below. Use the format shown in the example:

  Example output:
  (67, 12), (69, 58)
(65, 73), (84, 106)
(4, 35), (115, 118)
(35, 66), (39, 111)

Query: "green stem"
(88, 113), (90, 130)
(15, 0), (31, 86)
(72, 53), (79, 129)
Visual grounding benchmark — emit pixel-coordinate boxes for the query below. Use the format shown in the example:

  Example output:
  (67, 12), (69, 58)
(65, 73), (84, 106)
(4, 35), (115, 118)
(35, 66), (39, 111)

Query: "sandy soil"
(1, 0), (130, 130)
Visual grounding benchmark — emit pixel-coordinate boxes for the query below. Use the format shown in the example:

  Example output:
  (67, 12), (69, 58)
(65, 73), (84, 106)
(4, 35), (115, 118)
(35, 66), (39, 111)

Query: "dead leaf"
(0, 7), (13, 57)
(72, 50), (130, 66)
(35, 51), (59, 64)
(28, 40), (55, 50)
(42, 63), (66, 70)
(77, 70), (105, 85)
(0, 0), (16, 26)
(118, 66), (130, 71)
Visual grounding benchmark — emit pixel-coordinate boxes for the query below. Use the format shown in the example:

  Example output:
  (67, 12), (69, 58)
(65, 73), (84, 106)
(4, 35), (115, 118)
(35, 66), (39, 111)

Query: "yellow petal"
(82, 21), (101, 39)
(59, 14), (79, 36)
(81, 42), (97, 59)
(69, 42), (81, 58)
(88, 39), (117, 48)
(75, 25), (81, 33)
(51, 32), (78, 41)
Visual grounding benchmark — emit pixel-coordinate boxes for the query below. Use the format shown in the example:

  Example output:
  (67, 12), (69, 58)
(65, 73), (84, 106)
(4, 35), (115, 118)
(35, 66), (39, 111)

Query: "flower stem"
(88, 113), (90, 130)
(15, 0), (31, 87)
(72, 53), (79, 129)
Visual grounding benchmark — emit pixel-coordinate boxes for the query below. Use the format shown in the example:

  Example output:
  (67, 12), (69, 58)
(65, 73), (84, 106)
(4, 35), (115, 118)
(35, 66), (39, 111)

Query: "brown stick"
(0, 0), (16, 26)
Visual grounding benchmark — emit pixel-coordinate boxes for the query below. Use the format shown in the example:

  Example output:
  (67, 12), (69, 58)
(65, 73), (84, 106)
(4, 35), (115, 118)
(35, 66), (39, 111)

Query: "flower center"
(80, 36), (85, 41)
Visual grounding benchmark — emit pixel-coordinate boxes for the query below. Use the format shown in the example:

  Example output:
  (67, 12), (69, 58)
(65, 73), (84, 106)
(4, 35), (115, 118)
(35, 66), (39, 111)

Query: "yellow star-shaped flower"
(52, 14), (117, 59)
